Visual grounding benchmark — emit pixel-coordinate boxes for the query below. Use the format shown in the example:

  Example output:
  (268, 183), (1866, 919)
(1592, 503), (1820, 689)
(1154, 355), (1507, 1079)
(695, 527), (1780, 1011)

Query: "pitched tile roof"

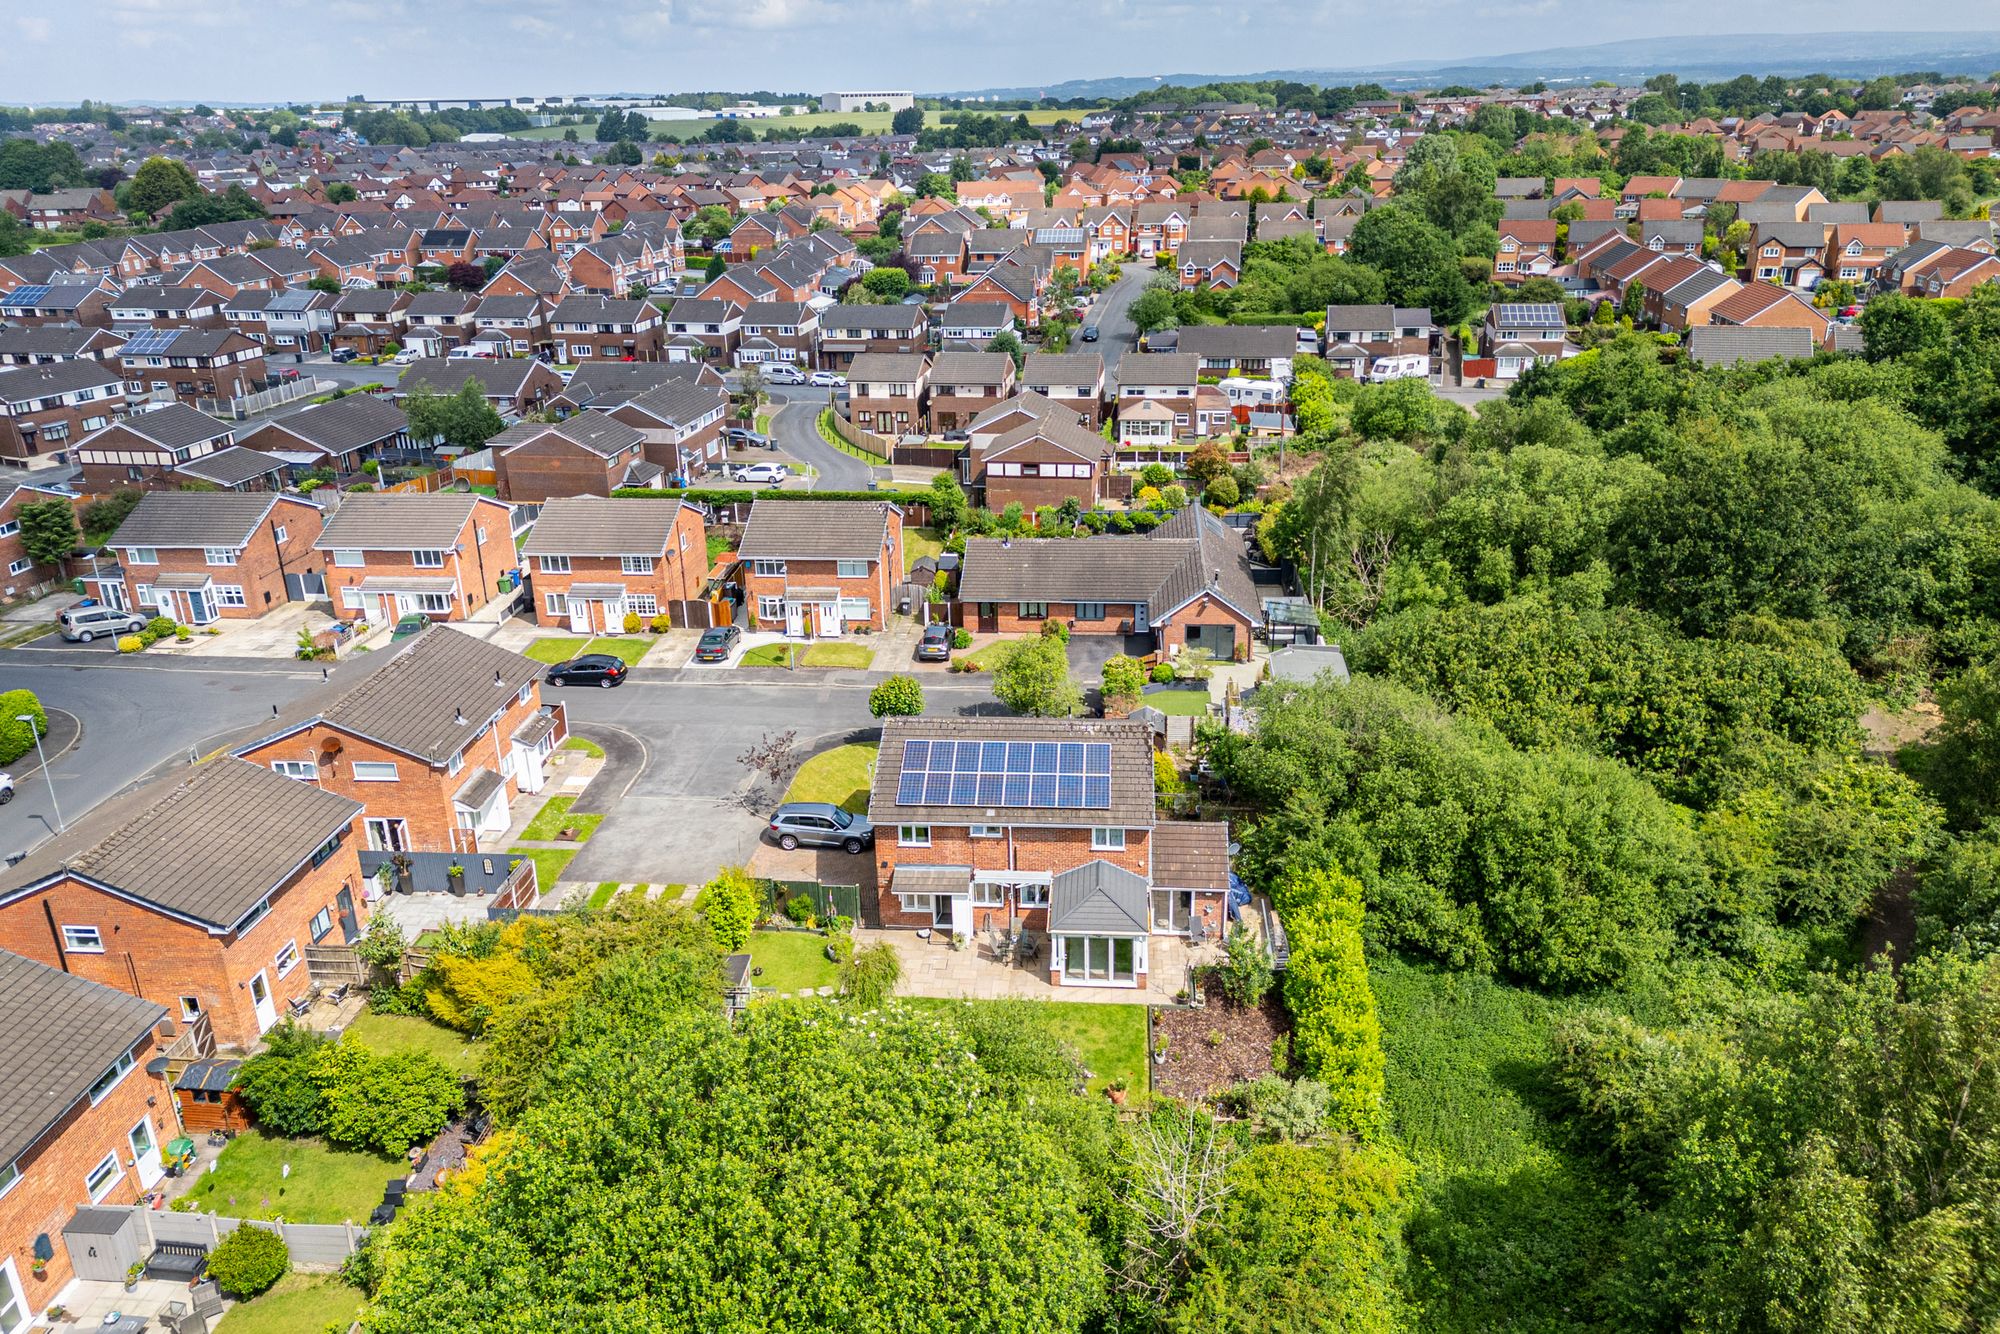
(491, 411), (645, 459)
(241, 393), (406, 457)
(870, 716), (1157, 829)
(99, 403), (235, 452)
(519, 496), (697, 557)
(736, 499), (899, 562)
(109, 491), (296, 548)
(1147, 821), (1232, 892)
(0, 950), (165, 1166)
(313, 493), (489, 550)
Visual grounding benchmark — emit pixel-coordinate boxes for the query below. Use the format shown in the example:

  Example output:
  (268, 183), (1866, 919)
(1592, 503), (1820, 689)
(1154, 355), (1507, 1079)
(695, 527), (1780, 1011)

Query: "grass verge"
(509, 846), (579, 889)
(784, 742), (879, 813)
(214, 1273), (367, 1334)
(587, 880), (620, 910)
(563, 735), (605, 759)
(520, 795), (603, 842)
(816, 406), (888, 463)
(176, 1129), (402, 1224)
(522, 636), (654, 666)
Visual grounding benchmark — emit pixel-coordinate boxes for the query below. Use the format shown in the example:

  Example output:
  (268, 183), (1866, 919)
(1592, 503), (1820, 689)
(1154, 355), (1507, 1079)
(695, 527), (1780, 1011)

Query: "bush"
(145, 615), (175, 639)
(319, 1046), (464, 1156)
(869, 674), (925, 717)
(695, 866), (761, 951)
(650, 613), (671, 633)
(1154, 751), (1188, 796)
(839, 940), (902, 1007)
(1102, 655), (1146, 704)
(0, 690), (46, 765)
(1216, 924), (1275, 1007)
(175, 625), (193, 642)
(231, 1023), (334, 1136)
(785, 892), (817, 925)
(1273, 867), (1385, 1140)
(361, 459), (380, 476)
(1039, 618), (1070, 644)
(951, 626), (972, 650)
(205, 1225), (290, 1298)
(622, 612), (642, 633)
(116, 635), (144, 654)
(1151, 661), (1177, 684)
(423, 951), (538, 1033)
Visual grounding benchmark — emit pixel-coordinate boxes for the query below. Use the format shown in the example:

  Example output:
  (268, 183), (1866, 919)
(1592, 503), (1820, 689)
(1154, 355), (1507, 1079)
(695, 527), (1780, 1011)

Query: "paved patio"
(857, 926), (1225, 1004)
(49, 1274), (232, 1328)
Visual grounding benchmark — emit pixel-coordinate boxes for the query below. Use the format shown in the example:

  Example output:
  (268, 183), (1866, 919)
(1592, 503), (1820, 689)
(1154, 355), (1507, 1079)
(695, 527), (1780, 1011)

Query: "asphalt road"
(0, 652), (323, 858)
(763, 386), (877, 490)
(1089, 266), (1154, 373)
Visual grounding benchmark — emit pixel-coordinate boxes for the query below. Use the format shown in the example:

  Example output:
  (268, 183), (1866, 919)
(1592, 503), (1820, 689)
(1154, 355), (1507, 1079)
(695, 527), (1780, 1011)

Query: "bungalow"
(315, 493), (517, 625)
(91, 491), (326, 624)
(1175, 325), (1293, 377)
(395, 358), (564, 416)
(520, 496), (709, 632)
(736, 498), (904, 636)
(1706, 283), (1832, 344)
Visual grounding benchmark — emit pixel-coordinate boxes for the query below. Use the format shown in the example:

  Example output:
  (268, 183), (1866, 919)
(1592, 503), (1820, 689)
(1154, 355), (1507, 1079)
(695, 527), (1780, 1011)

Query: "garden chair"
(191, 1280), (224, 1320)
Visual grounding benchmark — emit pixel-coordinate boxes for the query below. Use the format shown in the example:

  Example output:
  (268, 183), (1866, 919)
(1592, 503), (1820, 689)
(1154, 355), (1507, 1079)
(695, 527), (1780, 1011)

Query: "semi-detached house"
(91, 491), (327, 625)
(316, 492), (515, 625)
(521, 496), (709, 632)
(736, 499), (904, 636)
(0, 361), (126, 468)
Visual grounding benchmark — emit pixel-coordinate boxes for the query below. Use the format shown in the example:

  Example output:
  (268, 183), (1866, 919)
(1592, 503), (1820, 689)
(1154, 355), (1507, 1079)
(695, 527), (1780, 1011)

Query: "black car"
(694, 624), (741, 662)
(546, 653), (628, 688)
(1080, 324), (1100, 342)
(329, 347), (358, 363)
(916, 622), (953, 662)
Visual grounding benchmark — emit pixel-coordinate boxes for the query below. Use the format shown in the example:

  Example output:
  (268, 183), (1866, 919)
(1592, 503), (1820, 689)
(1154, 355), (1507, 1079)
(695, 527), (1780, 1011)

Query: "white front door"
(947, 893), (972, 940)
(817, 602), (841, 637)
(129, 1118), (164, 1189)
(0, 1257), (28, 1334)
(248, 971), (277, 1033)
(514, 743), (546, 795)
(785, 602), (807, 637)
(567, 597), (590, 633)
(100, 581), (128, 611)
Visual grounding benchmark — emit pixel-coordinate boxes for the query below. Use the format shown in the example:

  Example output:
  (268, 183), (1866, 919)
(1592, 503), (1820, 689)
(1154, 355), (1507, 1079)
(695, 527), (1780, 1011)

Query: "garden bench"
(144, 1240), (208, 1283)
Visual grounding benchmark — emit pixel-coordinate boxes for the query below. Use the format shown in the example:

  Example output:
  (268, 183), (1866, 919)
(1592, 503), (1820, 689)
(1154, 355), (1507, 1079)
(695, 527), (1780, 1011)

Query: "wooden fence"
(764, 879), (862, 923)
(304, 943), (369, 987)
(825, 404), (892, 461)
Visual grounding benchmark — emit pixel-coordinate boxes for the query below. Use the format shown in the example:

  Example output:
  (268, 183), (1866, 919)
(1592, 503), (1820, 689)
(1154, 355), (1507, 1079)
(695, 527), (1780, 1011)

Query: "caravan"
(1368, 354), (1430, 382)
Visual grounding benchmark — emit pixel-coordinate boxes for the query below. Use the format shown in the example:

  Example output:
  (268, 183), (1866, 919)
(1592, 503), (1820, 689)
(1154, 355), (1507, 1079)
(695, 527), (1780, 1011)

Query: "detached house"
(926, 351), (1017, 433)
(91, 491), (327, 625)
(818, 305), (927, 371)
(232, 626), (563, 854)
(0, 353), (127, 466)
(1020, 351), (1108, 429)
(0, 481), (74, 593)
(1480, 302), (1570, 378)
(868, 716), (1236, 988)
(969, 410), (1109, 513)
(316, 493), (516, 625)
(0, 756), (369, 1049)
(521, 497), (709, 632)
(1321, 305), (1434, 380)
(736, 499), (904, 636)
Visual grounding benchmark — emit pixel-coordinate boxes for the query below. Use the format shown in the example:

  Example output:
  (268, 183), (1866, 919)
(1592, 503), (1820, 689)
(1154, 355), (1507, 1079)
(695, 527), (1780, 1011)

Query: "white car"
(808, 370), (845, 388)
(391, 348), (423, 366)
(735, 462), (789, 486)
(0, 773), (12, 805)
(762, 364), (807, 385)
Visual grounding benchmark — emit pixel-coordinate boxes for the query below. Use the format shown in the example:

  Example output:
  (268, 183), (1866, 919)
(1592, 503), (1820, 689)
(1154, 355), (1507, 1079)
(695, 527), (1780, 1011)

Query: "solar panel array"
(1492, 303), (1566, 324)
(897, 738), (1112, 810)
(121, 328), (180, 357)
(4, 285), (51, 307)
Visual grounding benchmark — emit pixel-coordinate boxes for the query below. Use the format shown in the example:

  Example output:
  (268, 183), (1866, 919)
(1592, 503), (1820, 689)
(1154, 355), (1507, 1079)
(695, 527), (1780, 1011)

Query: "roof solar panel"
(898, 736), (1113, 811)
(898, 772), (925, 804)
(6, 285), (51, 306)
(1030, 774), (1058, 806)
(1059, 743), (1085, 774)
(1032, 742), (1058, 774)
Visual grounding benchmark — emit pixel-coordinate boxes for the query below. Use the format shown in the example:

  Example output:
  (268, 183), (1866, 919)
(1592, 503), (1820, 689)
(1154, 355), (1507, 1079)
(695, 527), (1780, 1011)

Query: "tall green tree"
(992, 637), (1080, 718)
(126, 155), (200, 216)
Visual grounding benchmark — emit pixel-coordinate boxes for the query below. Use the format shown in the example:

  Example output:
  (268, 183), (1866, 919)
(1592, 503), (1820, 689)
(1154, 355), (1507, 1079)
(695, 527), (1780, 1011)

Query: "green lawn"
(740, 642), (795, 667)
(509, 847), (579, 889)
(343, 1010), (482, 1076)
(740, 641), (873, 669)
(1143, 688), (1212, 716)
(784, 742), (879, 813)
(563, 735), (605, 759)
(748, 928), (842, 992)
(214, 1274), (366, 1334)
(176, 1129), (402, 1224)
(588, 880), (621, 910)
(706, 532), (734, 566)
(519, 795), (603, 842)
(965, 640), (1019, 671)
(904, 526), (945, 573)
(912, 998), (1148, 1096)
(509, 107), (1074, 141)
(522, 636), (654, 666)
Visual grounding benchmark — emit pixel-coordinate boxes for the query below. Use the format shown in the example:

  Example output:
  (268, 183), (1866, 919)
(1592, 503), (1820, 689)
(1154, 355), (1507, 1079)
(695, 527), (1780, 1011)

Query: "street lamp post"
(16, 713), (62, 834)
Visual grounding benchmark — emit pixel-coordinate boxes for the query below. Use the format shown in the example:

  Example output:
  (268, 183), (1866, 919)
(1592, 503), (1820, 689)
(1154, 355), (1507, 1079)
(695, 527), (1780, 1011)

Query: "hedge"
(1274, 866), (1386, 1140)
(613, 487), (934, 504)
(0, 690), (45, 765)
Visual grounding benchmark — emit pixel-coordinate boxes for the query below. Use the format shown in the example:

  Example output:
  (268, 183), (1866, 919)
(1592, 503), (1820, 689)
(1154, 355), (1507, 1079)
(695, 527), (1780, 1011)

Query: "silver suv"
(768, 803), (875, 854)
(59, 605), (147, 643)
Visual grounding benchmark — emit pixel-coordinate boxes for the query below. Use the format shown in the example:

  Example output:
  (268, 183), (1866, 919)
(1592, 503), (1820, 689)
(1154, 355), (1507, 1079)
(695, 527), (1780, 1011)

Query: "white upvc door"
(785, 602), (807, 637)
(567, 597), (590, 633)
(129, 1117), (164, 1189)
(0, 1257), (28, 1334)
(248, 970), (277, 1034)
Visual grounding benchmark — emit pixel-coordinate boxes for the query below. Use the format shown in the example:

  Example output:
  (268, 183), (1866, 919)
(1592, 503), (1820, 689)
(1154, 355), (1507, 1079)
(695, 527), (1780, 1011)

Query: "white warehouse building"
(820, 90), (915, 113)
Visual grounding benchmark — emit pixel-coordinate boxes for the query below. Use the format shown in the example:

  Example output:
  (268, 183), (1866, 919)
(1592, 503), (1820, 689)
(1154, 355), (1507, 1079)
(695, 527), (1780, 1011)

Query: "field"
(508, 107), (1075, 141)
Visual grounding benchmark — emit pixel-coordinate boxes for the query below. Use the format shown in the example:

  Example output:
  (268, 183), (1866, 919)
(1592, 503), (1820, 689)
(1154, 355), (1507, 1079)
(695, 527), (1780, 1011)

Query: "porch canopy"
(152, 572), (215, 591)
(1048, 861), (1150, 936)
(892, 864), (972, 895)
(357, 575), (456, 595)
(453, 768), (504, 814)
(566, 582), (627, 599)
(784, 585), (840, 600)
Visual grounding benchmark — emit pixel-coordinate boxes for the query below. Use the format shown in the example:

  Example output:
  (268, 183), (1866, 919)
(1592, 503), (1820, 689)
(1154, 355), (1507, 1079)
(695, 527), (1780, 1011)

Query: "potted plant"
(29, 1257), (45, 1278)
(446, 862), (466, 896)
(1105, 1080), (1128, 1107)
(125, 1260), (144, 1291)
(391, 852), (415, 894)
(1152, 1034), (1169, 1066)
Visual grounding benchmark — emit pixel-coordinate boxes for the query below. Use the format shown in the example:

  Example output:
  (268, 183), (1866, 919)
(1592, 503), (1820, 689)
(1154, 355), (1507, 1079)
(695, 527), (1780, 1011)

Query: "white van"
(1368, 355), (1430, 382)
(447, 345), (500, 361)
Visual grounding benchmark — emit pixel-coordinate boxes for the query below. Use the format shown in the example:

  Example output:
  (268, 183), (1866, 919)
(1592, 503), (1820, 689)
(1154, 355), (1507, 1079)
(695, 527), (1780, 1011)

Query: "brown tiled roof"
(870, 716), (1156, 828)
(0, 758), (362, 930)
(1149, 821), (1231, 891)
(519, 496), (697, 556)
(0, 951), (165, 1166)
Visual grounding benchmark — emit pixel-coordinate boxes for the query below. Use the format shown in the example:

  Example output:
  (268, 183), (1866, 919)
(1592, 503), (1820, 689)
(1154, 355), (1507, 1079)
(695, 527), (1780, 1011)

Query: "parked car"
(693, 624), (741, 662)
(0, 773), (13, 804)
(808, 370), (845, 388)
(735, 462), (789, 486)
(448, 345), (499, 361)
(726, 426), (771, 448)
(329, 348), (358, 364)
(762, 364), (807, 384)
(1080, 324), (1100, 342)
(58, 605), (146, 643)
(916, 622), (954, 662)
(768, 802), (875, 854)
(391, 348), (422, 366)
(545, 653), (628, 688)
(390, 613), (429, 641)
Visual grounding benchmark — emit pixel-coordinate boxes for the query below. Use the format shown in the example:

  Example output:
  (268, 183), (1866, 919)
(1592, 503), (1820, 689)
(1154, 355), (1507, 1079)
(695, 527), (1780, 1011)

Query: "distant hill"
(937, 31), (2000, 100)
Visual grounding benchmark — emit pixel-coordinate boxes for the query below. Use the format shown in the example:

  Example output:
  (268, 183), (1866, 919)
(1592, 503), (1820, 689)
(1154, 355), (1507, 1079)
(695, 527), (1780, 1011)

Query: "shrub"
(361, 459), (380, 475)
(145, 616), (175, 639)
(116, 635), (143, 654)
(1274, 867), (1385, 1140)
(1154, 751), (1188, 796)
(839, 940), (902, 1007)
(1150, 661), (1176, 684)
(785, 892), (817, 925)
(1039, 618), (1070, 644)
(951, 626), (972, 650)
(205, 1225), (290, 1298)
(0, 690), (46, 765)
(695, 866), (761, 951)
(622, 612), (642, 633)
(231, 1023), (334, 1136)
(1102, 655), (1146, 704)
(650, 613), (671, 633)
(869, 674), (925, 717)
(320, 1046), (464, 1156)
(422, 951), (538, 1033)
(175, 625), (192, 642)
(1216, 924), (1275, 1006)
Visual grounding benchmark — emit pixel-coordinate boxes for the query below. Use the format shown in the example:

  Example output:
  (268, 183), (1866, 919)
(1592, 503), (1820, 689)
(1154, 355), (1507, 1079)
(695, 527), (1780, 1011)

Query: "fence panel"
(120, 1207), (368, 1264)
(304, 944), (368, 986)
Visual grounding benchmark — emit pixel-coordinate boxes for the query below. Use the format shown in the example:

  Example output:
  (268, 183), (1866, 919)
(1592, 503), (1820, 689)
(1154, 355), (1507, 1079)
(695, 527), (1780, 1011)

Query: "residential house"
(1114, 353), (1202, 442)
(0, 756), (369, 1048)
(1652, 267), (1745, 333)
(74, 403), (237, 492)
(1480, 302), (1570, 378)
(1176, 325), (1293, 377)
(0, 362), (126, 469)
(472, 295), (550, 357)
(0, 325), (123, 366)
(90, 491), (326, 624)
(327, 289), (412, 357)
(0, 283), (113, 329)
(969, 411), (1108, 512)
(1706, 283), (1832, 343)
(926, 351), (1017, 433)
(818, 305), (928, 371)
(113, 328), (268, 408)
(734, 301), (819, 369)
(937, 302), (1016, 346)
(105, 286), (228, 330)
(598, 378), (731, 481)
(868, 716), (1235, 987)
(395, 358), (564, 416)
(1176, 240), (1241, 289)
(735, 498), (904, 635)
(0, 951), (170, 1313)
(223, 288), (338, 356)
(400, 290), (482, 355)
(491, 412), (659, 501)
(1686, 325), (1817, 368)
(232, 393), (410, 479)
(1823, 223), (1913, 286)
(1494, 220), (1559, 282)
(846, 352), (929, 435)
(232, 626), (563, 854)
(662, 298), (743, 364)
(1321, 305), (1434, 380)
(549, 295), (665, 363)
(1020, 351), (1108, 429)
(520, 496), (709, 631)
(316, 493), (516, 625)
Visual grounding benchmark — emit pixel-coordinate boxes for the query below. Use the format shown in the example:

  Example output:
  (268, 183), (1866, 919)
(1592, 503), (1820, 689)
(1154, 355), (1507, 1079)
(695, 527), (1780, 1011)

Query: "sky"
(4, 1), (1989, 104)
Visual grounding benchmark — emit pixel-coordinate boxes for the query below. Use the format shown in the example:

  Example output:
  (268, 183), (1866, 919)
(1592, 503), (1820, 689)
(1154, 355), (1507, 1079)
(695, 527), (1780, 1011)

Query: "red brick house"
(491, 412), (659, 501)
(549, 295), (665, 363)
(817, 305), (928, 371)
(74, 403), (237, 492)
(0, 756), (370, 1049)
(867, 716), (1234, 987)
(114, 328), (268, 408)
(0, 481), (75, 594)
(0, 952), (171, 1317)
(91, 491), (327, 625)
(969, 411), (1108, 512)
(0, 361), (126, 468)
(395, 358), (565, 416)
(232, 626), (563, 854)
(600, 378), (730, 481)
(736, 499), (904, 635)
(925, 351), (1017, 433)
(521, 496), (709, 631)
(316, 493), (516, 624)
(846, 352), (929, 435)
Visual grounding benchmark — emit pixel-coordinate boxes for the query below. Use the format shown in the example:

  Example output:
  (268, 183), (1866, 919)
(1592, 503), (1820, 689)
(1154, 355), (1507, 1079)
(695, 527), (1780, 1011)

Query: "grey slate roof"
(1047, 861), (1151, 934)
(0, 361), (122, 404)
(1021, 351), (1105, 389)
(1687, 325), (1815, 367)
(174, 446), (289, 487)
(870, 716), (1157, 829)
(491, 411), (644, 459)
(0, 950), (165, 1167)
(1175, 325), (1295, 359)
(736, 499), (898, 562)
(314, 493), (489, 551)
(240, 393), (406, 458)
(235, 625), (544, 766)
(0, 757), (362, 930)
(101, 403), (234, 452)
(928, 351), (1014, 387)
(110, 491), (293, 549)
(1116, 353), (1198, 389)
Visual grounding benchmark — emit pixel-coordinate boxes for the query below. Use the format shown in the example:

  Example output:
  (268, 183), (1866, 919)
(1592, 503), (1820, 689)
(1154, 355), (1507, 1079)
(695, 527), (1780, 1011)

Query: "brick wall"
(528, 516), (707, 628)
(494, 438), (629, 502)
(960, 600), (1143, 636)
(1157, 591), (1253, 660)
(0, 1038), (165, 1308)
(848, 393), (923, 434)
(877, 823), (1151, 929)
(0, 825), (369, 1050)
(324, 506), (511, 622)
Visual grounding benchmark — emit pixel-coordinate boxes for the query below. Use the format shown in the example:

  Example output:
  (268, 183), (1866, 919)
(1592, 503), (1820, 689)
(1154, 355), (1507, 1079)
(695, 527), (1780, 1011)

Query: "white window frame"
(352, 760), (400, 782)
(539, 555), (571, 574)
(274, 939), (301, 979)
(971, 881), (1006, 907)
(204, 547), (238, 566)
(310, 908), (334, 942)
(125, 546), (158, 565)
(1018, 881), (1051, 908)
(340, 586), (363, 610)
(85, 1151), (123, 1203)
(6, 557), (30, 576)
(969, 824), (1003, 839)
(897, 825), (930, 847)
(214, 584), (247, 608)
(62, 924), (104, 953)
(628, 593), (658, 617)
(757, 595), (784, 621)
(1091, 827), (1126, 851)
(835, 559), (869, 579)
(333, 548), (364, 567)
(0, 1156), (20, 1201)
(620, 555), (655, 574)
(88, 1047), (136, 1106)
(274, 524), (288, 543)
(270, 760), (316, 781)
(751, 558), (786, 577)
(0, 519), (17, 539)
(411, 549), (447, 569)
